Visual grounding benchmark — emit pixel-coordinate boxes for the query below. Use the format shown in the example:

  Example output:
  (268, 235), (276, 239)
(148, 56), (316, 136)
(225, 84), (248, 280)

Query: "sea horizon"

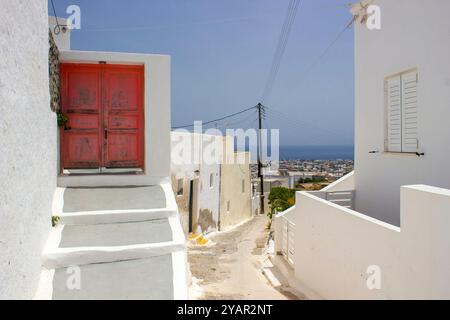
(240, 145), (355, 161)
(279, 145), (354, 161)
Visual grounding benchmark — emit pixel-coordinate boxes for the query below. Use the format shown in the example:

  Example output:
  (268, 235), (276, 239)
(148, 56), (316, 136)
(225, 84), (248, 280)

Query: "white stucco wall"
(0, 0), (57, 299)
(198, 159), (221, 234)
(276, 185), (450, 299)
(219, 152), (252, 231)
(170, 132), (221, 234)
(354, 0), (450, 225)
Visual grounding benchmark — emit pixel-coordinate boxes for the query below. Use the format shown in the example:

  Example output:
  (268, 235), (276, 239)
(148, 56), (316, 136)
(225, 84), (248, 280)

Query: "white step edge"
(172, 250), (189, 300)
(59, 208), (177, 225)
(53, 183), (178, 225)
(43, 216), (186, 269)
(261, 267), (282, 288)
(46, 216), (183, 250)
(43, 241), (186, 269)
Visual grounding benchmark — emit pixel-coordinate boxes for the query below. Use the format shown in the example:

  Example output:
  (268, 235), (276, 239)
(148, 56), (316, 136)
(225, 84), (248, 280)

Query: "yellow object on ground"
(196, 235), (209, 246)
(188, 233), (199, 241)
(188, 233), (209, 246)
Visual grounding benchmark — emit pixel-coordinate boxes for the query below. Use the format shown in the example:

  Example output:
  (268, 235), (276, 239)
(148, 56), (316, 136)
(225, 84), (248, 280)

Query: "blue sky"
(50, 0), (354, 146)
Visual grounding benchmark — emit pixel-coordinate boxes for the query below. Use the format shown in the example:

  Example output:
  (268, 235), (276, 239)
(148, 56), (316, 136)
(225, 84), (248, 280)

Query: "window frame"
(384, 68), (419, 154)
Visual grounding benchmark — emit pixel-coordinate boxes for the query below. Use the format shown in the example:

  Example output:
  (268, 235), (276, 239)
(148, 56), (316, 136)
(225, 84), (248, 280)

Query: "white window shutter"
(386, 76), (402, 152)
(401, 71), (419, 152)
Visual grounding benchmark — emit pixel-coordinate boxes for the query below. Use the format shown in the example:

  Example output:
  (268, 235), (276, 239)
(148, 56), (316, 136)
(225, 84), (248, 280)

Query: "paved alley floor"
(188, 216), (300, 300)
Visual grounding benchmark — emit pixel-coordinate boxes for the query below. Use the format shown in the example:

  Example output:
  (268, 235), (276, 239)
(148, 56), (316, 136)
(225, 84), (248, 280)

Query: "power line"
(172, 105), (257, 129)
(298, 16), (356, 82)
(212, 112), (258, 131)
(263, 0), (295, 98)
(50, 0), (64, 35)
(261, 0), (302, 103)
(261, 0), (300, 103)
(262, 0), (299, 102)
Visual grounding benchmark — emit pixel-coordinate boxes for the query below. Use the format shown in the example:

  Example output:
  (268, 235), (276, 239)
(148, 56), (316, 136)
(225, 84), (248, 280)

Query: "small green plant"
(268, 187), (296, 220)
(52, 216), (60, 227)
(57, 111), (69, 129)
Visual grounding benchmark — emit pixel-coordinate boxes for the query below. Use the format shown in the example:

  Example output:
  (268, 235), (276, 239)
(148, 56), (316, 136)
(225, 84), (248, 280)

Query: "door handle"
(104, 129), (108, 139)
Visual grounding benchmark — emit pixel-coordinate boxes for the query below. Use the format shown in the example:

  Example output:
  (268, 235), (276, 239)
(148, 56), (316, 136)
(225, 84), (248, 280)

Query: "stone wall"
(48, 30), (60, 112)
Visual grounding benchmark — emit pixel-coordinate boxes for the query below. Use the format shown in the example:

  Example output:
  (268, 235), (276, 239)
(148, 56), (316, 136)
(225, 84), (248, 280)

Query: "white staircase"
(36, 183), (188, 300)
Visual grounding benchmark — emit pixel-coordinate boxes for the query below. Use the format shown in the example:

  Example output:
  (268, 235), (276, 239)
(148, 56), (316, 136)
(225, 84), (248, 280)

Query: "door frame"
(59, 63), (145, 173)
(57, 50), (171, 188)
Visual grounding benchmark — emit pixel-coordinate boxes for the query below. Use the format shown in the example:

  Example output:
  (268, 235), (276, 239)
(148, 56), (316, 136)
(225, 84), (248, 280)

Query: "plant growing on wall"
(52, 216), (60, 227)
(57, 111), (69, 129)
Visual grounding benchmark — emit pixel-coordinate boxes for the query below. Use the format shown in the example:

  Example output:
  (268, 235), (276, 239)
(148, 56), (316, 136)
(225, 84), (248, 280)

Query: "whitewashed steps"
(39, 184), (188, 300)
(52, 255), (175, 300)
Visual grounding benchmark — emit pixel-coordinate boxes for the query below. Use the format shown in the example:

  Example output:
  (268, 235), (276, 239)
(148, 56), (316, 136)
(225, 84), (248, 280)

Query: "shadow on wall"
(197, 208), (217, 233)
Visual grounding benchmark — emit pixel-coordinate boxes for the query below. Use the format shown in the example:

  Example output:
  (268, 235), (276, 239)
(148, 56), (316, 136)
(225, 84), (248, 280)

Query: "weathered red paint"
(61, 63), (144, 170)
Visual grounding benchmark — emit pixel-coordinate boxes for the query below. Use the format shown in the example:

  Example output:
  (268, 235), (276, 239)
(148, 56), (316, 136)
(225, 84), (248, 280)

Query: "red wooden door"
(61, 64), (102, 169)
(103, 65), (145, 168)
(61, 63), (144, 170)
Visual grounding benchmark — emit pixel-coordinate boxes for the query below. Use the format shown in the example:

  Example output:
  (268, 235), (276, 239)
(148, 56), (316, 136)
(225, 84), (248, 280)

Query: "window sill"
(382, 151), (424, 157)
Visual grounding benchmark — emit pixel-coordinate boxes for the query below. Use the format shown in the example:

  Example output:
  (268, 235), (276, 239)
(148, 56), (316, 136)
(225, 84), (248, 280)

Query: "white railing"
(326, 190), (355, 210)
(309, 190), (355, 210)
(280, 216), (295, 266)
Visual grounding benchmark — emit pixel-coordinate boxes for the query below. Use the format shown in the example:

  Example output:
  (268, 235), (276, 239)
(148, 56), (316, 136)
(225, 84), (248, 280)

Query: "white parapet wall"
(275, 184), (450, 299)
(322, 171), (354, 192)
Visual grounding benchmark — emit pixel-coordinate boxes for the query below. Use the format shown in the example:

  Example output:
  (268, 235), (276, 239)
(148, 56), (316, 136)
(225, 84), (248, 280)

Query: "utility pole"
(257, 103), (265, 215)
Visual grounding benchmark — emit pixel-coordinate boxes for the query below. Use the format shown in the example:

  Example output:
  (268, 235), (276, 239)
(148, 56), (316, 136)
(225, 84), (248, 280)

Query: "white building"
(1, 1), (187, 299)
(352, 0), (450, 226)
(171, 132), (254, 235)
(219, 151), (253, 231)
(171, 132), (221, 235)
(274, 0), (450, 299)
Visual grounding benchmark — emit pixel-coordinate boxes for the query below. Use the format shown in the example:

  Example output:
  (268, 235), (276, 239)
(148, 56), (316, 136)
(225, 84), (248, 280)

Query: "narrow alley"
(188, 216), (302, 300)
